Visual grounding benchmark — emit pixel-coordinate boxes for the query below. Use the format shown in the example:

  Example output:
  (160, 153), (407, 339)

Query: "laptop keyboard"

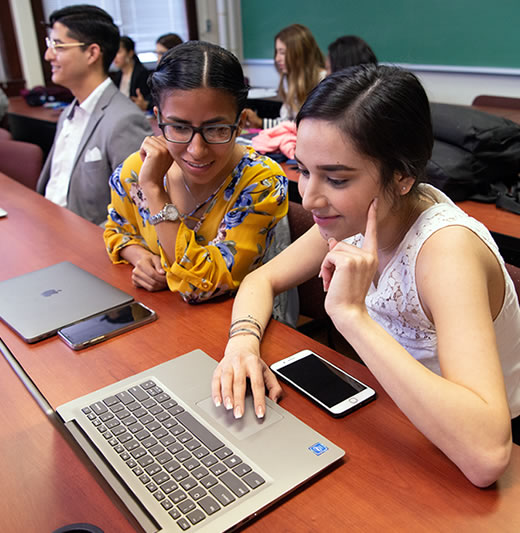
(81, 380), (266, 530)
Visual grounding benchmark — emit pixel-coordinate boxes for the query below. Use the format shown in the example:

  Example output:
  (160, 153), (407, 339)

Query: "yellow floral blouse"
(103, 147), (288, 302)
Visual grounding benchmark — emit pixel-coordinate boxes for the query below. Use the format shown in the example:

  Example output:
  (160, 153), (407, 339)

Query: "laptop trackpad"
(196, 396), (283, 440)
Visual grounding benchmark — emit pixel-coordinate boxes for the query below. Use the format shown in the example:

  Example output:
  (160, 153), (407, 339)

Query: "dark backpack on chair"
(427, 103), (520, 206)
(21, 86), (74, 107)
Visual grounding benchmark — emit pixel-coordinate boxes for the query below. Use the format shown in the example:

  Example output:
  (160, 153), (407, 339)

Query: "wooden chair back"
(287, 201), (329, 321)
(472, 95), (520, 109)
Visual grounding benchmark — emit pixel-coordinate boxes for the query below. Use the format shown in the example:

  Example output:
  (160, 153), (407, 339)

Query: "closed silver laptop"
(57, 349), (345, 532)
(0, 261), (133, 342)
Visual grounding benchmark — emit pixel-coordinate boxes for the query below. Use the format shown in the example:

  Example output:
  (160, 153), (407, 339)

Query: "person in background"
(111, 36), (151, 109)
(103, 41), (288, 303)
(36, 4), (152, 225)
(131, 33), (183, 112)
(155, 32), (183, 61)
(244, 24), (325, 129)
(212, 65), (520, 487)
(326, 35), (377, 74)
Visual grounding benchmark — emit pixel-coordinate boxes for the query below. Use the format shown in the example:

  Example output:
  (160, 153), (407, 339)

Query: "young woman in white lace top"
(212, 65), (520, 487)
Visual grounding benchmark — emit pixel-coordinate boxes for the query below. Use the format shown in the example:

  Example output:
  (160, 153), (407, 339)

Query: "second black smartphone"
(57, 301), (156, 350)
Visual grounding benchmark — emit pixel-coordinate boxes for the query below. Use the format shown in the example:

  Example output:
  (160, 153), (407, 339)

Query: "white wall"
(9, 0), (45, 89)
(414, 70), (520, 105)
(243, 60), (520, 106)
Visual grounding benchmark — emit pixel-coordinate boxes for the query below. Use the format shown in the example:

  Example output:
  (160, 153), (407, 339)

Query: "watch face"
(151, 203), (179, 225)
(164, 204), (179, 220)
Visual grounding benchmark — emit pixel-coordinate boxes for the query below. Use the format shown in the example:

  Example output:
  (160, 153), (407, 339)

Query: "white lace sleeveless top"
(344, 184), (520, 417)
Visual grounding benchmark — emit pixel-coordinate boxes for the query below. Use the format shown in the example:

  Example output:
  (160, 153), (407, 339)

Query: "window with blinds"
(41, 0), (189, 55)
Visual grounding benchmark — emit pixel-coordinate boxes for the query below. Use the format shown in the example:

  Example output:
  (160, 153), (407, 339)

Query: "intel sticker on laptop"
(309, 442), (328, 456)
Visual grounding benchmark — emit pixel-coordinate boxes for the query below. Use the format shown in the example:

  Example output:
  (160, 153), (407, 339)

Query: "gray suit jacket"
(37, 81), (153, 225)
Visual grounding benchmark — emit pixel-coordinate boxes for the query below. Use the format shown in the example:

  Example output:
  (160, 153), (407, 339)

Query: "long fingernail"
(234, 405), (242, 419)
(256, 405), (264, 419)
(213, 397), (221, 407)
(225, 397), (233, 410)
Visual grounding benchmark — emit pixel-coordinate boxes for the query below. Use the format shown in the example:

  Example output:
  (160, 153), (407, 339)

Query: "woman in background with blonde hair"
(245, 24), (325, 129)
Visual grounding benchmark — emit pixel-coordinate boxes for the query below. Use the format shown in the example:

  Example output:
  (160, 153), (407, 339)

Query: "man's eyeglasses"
(158, 116), (240, 144)
(45, 37), (86, 54)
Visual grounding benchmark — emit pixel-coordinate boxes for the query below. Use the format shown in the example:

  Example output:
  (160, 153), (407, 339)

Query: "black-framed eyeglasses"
(158, 115), (240, 144)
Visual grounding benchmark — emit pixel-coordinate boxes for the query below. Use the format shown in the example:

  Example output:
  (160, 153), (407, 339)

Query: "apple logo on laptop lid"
(41, 288), (63, 297)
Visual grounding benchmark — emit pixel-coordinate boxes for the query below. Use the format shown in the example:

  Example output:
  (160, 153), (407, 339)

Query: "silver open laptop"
(0, 261), (133, 343)
(57, 349), (345, 532)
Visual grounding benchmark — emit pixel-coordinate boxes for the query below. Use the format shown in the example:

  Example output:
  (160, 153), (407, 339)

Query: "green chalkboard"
(241, 0), (520, 70)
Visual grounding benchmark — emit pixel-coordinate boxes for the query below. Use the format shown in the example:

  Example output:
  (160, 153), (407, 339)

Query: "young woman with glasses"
(103, 41), (288, 302)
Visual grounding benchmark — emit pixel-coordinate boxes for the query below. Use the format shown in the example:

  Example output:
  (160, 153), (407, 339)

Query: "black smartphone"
(271, 349), (376, 417)
(57, 301), (156, 350)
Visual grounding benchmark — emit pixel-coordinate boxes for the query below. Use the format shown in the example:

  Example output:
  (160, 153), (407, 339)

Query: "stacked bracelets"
(229, 315), (263, 341)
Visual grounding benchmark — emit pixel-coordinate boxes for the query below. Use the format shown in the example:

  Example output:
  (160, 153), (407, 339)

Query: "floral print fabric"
(104, 146), (288, 302)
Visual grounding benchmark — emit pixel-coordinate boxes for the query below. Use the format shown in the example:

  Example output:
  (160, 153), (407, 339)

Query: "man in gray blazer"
(37, 4), (152, 225)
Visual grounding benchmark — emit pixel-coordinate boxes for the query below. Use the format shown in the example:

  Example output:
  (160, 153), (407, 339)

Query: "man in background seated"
(37, 4), (152, 225)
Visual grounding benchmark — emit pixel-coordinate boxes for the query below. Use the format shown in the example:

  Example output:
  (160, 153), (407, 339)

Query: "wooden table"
(0, 348), (142, 533)
(7, 96), (61, 158)
(7, 95), (64, 123)
(457, 200), (520, 240)
(1, 173), (520, 532)
(7, 95), (159, 156)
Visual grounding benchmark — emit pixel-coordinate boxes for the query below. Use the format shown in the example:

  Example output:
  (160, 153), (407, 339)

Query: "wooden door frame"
(0, 0), (25, 96)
